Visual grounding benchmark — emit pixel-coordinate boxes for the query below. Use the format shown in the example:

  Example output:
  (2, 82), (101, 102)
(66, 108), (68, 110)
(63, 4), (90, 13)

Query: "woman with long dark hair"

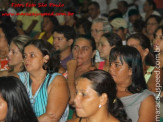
(127, 33), (158, 92)
(0, 76), (38, 122)
(68, 70), (131, 122)
(109, 46), (155, 122)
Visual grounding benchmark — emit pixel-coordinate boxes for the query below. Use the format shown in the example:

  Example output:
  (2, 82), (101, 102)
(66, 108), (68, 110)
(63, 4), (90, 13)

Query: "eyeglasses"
(91, 29), (104, 33)
(146, 23), (158, 26)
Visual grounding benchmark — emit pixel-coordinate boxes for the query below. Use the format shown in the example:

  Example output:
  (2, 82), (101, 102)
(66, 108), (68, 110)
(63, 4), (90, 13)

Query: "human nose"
(75, 47), (84, 54)
(153, 38), (159, 44)
(109, 63), (115, 73)
(91, 30), (97, 36)
(53, 38), (59, 44)
(98, 44), (101, 51)
(74, 94), (80, 105)
(7, 51), (12, 57)
(23, 55), (30, 63)
(78, 48), (84, 54)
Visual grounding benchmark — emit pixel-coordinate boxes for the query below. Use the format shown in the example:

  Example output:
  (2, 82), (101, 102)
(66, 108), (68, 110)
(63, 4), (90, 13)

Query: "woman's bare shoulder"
(8, 73), (19, 78)
(0, 71), (9, 77)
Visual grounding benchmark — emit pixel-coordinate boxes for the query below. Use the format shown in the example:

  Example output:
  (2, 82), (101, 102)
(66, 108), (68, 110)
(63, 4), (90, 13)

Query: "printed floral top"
(0, 58), (9, 71)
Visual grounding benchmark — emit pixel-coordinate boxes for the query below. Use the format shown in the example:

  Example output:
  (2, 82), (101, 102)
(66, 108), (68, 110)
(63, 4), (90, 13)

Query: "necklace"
(28, 74), (52, 106)
(29, 74), (49, 106)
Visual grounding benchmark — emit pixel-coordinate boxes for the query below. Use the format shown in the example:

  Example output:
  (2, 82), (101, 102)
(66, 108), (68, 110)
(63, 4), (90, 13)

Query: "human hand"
(69, 92), (76, 107)
(67, 59), (77, 71)
(38, 113), (57, 122)
(16, 27), (25, 35)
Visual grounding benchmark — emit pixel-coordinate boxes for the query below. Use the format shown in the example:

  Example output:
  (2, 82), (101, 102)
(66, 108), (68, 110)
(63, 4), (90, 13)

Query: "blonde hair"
(9, 35), (31, 72)
(11, 35), (31, 53)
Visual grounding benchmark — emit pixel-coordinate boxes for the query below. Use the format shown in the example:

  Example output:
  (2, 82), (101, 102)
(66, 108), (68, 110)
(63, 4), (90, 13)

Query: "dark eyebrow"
(73, 45), (90, 48)
(73, 45), (79, 47)
(82, 46), (89, 48)
(24, 52), (34, 54)
(114, 61), (120, 63)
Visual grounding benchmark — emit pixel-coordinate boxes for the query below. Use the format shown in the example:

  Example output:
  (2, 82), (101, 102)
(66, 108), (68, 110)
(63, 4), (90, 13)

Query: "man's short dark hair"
(119, 1), (128, 8)
(88, 1), (100, 9)
(53, 25), (76, 41)
(128, 9), (139, 17)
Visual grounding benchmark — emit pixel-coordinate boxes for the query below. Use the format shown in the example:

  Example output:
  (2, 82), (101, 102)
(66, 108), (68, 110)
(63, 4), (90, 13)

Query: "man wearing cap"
(110, 18), (128, 45)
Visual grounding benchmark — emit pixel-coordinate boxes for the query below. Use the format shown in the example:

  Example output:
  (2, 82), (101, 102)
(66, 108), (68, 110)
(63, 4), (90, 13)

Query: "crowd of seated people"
(0, 0), (163, 121)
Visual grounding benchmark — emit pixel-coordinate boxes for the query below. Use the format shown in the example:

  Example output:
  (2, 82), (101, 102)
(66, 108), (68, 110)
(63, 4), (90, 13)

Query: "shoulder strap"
(46, 73), (61, 89)
(146, 66), (155, 73)
(46, 74), (51, 89)
(144, 66), (155, 83)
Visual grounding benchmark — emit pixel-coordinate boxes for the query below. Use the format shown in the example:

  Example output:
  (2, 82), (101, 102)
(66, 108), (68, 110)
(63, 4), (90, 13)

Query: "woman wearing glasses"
(144, 15), (162, 43)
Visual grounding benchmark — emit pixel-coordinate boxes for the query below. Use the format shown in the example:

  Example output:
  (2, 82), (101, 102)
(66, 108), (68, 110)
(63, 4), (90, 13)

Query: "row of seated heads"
(0, 23), (162, 71)
(0, 44), (147, 121)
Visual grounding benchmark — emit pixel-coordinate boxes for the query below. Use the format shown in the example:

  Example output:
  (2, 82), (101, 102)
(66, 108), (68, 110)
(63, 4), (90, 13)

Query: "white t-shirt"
(92, 0), (108, 15)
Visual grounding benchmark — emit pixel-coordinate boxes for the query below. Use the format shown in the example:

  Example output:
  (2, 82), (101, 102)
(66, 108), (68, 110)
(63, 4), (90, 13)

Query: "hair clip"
(113, 99), (116, 103)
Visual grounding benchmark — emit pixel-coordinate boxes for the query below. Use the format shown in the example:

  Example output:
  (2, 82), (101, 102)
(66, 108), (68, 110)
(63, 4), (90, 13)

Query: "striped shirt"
(17, 71), (69, 122)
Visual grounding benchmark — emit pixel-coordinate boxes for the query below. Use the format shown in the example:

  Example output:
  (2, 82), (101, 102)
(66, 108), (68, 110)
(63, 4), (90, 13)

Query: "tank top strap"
(46, 73), (61, 87)
(144, 66), (155, 83)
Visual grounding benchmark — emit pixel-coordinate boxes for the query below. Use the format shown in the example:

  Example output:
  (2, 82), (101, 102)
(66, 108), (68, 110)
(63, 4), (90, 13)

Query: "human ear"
(142, 48), (149, 62)
(144, 48), (149, 57)
(43, 55), (49, 63)
(68, 39), (73, 46)
(91, 50), (96, 58)
(124, 28), (128, 34)
(128, 67), (132, 76)
(99, 93), (108, 106)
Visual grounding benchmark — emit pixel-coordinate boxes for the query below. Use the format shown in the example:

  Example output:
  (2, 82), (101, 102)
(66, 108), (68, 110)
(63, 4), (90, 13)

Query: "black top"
(79, 118), (82, 122)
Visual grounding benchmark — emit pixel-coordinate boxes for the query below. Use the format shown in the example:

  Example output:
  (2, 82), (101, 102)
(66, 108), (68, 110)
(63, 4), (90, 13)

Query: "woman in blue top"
(15, 39), (69, 122)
